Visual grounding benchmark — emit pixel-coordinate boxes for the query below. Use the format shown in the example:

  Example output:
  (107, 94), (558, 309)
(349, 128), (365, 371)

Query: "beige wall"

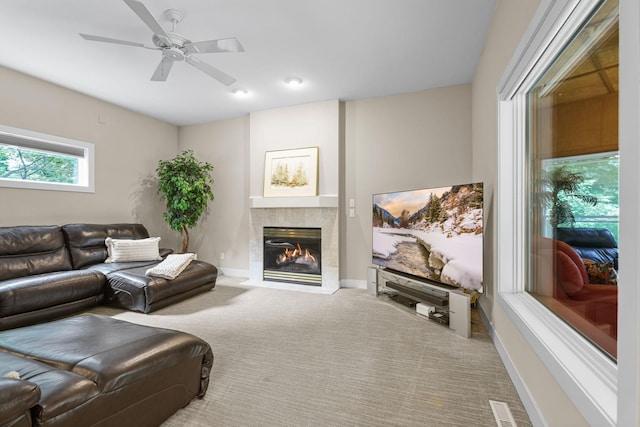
(249, 100), (341, 197)
(342, 85), (473, 281)
(0, 66), (179, 246)
(472, 0), (587, 424)
(178, 117), (250, 272)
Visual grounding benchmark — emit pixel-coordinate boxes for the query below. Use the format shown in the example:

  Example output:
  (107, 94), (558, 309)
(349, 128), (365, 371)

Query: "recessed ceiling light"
(232, 88), (248, 97)
(285, 77), (303, 87)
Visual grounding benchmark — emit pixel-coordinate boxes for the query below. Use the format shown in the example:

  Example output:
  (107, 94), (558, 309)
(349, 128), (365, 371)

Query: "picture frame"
(263, 147), (319, 197)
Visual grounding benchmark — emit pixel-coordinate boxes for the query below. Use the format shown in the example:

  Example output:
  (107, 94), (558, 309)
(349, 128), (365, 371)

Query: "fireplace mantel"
(249, 195), (338, 209)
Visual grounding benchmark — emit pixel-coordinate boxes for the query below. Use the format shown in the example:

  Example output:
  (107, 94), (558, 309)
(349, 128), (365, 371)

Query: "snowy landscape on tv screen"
(372, 183), (484, 292)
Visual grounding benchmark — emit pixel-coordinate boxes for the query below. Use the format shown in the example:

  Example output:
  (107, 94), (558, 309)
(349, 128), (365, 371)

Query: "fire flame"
(276, 243), (317, 265)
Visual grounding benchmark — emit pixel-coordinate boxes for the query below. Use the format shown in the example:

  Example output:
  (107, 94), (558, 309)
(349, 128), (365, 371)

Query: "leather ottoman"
(0, 315), (213, 427)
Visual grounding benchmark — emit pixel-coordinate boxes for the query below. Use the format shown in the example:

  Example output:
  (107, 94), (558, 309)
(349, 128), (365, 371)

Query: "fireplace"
(263, 227), (322, 286)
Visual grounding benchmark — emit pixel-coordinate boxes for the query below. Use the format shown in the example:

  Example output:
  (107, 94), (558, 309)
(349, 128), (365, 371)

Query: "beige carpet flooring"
(89, 276), (532, 426)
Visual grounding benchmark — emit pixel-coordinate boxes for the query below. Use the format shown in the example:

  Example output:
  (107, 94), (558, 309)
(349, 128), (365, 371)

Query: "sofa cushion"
(556, 227), (619, 269)
(0, 226), (71, 281)
(584, 260), (618, 285)
(0, 270), (105, 318)
(0, 351), (98, 424)
(556, 227), (617, 248)
(554, 239), (590, 284)
(105, 261), (217, 313)
(62, 223), (150, 269)
(0, 377), (40, 426)
(555, 250), (586, 296)
(87, 260), (164, 275)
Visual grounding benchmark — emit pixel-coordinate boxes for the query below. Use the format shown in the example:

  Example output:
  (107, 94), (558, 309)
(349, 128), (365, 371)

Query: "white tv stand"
(370, 267), (471, 338)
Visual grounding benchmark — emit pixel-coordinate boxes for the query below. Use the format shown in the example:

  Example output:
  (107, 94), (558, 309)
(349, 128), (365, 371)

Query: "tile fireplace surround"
(248, 198), (339, 294)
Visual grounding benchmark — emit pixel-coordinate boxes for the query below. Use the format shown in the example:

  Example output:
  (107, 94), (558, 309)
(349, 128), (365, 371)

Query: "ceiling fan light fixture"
(164, 47), (185, 61)
(285, 76), (303, 87)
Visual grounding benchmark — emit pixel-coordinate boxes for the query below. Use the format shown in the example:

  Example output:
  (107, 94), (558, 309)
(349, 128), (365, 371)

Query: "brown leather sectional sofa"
(0, 315), (213, 427)
(0, 223), (219, 426)
(0, 223), (218, 330)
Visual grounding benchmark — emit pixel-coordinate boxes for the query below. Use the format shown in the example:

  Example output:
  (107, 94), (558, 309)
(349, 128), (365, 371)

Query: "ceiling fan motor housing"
(164, 46), (185, 61)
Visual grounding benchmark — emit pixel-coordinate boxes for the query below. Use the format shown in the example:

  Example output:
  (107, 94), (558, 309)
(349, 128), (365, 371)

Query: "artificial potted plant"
(156, 150), (214, 252)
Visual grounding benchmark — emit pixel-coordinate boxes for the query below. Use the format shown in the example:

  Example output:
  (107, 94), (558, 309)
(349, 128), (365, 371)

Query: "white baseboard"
(218, 271), (368, 291)
(340, 279), (367, 289)
(478, 304), (546, 427)
(219, 267), (249, 278)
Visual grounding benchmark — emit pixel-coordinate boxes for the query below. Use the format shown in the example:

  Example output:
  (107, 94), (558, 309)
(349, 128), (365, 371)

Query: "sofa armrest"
(0, 378), (40, 426)
(160, 248), (174, 257)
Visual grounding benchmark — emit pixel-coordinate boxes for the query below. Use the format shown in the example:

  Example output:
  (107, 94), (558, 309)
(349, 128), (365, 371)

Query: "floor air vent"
(489, 400), (517, 427)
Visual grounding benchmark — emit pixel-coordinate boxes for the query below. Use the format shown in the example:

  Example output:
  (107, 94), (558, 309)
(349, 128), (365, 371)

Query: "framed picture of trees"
(263, 147), (318, 197)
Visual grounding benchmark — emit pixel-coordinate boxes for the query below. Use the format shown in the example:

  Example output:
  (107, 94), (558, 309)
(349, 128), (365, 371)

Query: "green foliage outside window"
(544, 153), (619, 242)
(0, 146), (78, 184)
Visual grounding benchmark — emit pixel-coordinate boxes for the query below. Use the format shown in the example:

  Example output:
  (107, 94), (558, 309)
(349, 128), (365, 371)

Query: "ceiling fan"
(79, 0), (244, 85)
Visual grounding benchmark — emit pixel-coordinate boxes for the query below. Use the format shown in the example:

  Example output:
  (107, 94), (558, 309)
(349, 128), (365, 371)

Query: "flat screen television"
(372, 182), (484, 293)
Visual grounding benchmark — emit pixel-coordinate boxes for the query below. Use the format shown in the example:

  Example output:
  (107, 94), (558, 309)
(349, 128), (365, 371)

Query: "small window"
(0, 124), (94, 193)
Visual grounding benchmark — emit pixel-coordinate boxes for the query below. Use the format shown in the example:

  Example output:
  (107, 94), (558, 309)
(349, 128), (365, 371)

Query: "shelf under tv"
(385, 280), (448, 307)
(374, 268), (471, 338)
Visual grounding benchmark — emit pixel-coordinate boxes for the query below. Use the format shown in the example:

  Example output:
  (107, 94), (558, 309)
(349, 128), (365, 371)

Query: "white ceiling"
(1, 0), (496, 126)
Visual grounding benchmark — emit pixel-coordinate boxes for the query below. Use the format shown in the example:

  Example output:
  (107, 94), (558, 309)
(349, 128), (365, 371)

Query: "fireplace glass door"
(263, 227), (321, 285)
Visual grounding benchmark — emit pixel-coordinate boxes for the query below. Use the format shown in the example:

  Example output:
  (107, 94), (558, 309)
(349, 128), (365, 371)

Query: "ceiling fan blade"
(123, 0), (171, 44)
(184, 37), (245, 54)
(80, 33), (158, 49)
(151, 56), (175, 81)
(185, 56), (236, 86)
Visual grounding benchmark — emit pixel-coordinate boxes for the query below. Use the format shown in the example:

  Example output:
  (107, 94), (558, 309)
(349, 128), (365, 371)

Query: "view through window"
(0, 125), (93, 192)
(541, 153), (619, 241)
(526, 0), (619, 360)
(0, 145), (79, 184)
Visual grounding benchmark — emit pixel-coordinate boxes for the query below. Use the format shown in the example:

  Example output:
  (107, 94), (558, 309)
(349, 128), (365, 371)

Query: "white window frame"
(496, 0), (640, 425)
(0, 124), (95, 193)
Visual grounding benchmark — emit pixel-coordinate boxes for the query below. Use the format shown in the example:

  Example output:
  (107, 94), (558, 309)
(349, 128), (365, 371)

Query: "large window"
(527, 0), (618, 360)
(0, 125), (94, 193)
(496, 0), (629, 424)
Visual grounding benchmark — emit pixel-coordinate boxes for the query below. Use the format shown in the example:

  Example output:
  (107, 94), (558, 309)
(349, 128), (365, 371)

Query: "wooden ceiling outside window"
(544, 4), (619, 159)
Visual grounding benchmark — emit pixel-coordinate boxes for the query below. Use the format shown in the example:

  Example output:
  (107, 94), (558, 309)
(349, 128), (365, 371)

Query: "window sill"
(498, 291), (617, 426)
(0, 178), (94, 193)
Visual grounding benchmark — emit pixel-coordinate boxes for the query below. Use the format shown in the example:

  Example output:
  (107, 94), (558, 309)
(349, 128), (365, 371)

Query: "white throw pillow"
(104, 237), (162, 263)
